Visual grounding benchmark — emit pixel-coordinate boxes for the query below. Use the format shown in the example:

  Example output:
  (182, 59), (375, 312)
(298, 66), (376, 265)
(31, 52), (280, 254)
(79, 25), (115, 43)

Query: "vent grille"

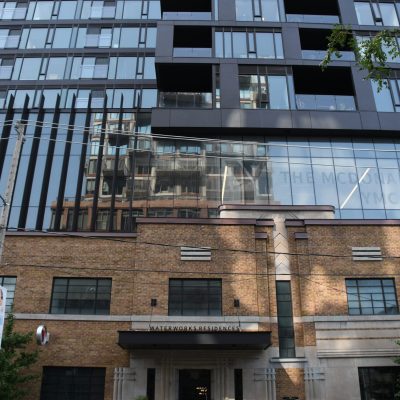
(180, 246), (211, 261)
(352, 247), (382, 261)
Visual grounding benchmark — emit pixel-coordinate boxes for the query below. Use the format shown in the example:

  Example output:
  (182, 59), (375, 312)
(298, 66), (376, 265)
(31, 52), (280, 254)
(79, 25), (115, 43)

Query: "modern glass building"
(0, 0), (400, 232)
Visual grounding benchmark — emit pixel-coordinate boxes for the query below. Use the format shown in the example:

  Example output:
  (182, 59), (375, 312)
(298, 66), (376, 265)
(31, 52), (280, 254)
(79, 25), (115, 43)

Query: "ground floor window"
(359, 366), (400, 400)
(40, 367), (105, 400)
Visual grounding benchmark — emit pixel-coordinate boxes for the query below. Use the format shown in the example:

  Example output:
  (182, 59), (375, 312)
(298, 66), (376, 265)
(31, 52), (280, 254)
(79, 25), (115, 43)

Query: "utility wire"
(4, 226), (400, 259)
(1, 119), (400, 155)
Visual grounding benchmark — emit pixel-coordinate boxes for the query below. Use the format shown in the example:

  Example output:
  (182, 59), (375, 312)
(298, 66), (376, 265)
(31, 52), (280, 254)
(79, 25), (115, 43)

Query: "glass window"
(33, 1), (53, 20)
(59, 1), (77, 19)
(261, 0), (280, 21)
(236, 0), (255, 20)
(232, 32), (247, 58)
(40, 367), (105, 400)
(168, 279), (222, 316)
(140, 89), (157, 107)
(359, 367), (400, 400)
(0, 276), (17, 313)
(19, 58), (41, 80)
(123, 1), (142, 18)
(380, 3), (399, 26)
(50, 278), (112, 315)
(26, 28), (47, 49)
(120, 27), (139, 47)
(144, 57), (155, 79)
(256, 32), (275, 58)
(52, 28), (72, 48)
(268, 75), (289, 109)
(46, 58), (66, 80)
(346, 279), (398, 315)
(372, 81), (395, 112)
(116, 57), (136, 79)
(276, 281), (295, 358)
(355, 2), (375, 25)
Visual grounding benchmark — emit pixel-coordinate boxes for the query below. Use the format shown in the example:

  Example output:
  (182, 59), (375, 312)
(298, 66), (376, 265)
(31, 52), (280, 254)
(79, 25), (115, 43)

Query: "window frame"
(345, 278), (399, 315)
(49, 277), (112, 315)
(168, 278), (222, 316)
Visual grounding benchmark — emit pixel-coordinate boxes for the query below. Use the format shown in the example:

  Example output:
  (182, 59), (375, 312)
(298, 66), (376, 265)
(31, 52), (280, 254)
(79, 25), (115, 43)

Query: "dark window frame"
(168, 278), (222, 316)
(40, 366), (106, 400)
(346, 278), (399, 315)
(49, 277), (112, 315)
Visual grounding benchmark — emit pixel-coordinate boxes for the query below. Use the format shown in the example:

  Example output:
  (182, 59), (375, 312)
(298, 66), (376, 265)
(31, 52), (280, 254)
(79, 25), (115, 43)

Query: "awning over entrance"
(118, 331), (271, 350)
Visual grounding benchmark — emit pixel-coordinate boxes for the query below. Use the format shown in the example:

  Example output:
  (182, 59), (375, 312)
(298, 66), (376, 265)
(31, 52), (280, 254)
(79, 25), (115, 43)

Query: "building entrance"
(178, 369), (211, 400)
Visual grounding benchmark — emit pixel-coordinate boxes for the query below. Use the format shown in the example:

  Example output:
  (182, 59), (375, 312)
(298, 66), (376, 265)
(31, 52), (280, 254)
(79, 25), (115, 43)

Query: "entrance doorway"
(178, 369), (211, 400)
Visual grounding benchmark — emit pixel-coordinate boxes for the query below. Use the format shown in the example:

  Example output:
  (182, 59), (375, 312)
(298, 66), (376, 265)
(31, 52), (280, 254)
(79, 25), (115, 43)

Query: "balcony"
(300, 29), (354, 61)
(159, 92), (212, 108)
(293, 66), (356, 112)
(161, 0), (212, 20)
(173, 26), (212, 58)
(296, 95), (356, 111)
(284, 0), (340, 23)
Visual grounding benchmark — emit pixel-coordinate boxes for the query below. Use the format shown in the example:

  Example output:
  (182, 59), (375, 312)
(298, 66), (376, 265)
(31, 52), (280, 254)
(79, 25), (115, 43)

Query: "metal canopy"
(118, 331), (271, 350)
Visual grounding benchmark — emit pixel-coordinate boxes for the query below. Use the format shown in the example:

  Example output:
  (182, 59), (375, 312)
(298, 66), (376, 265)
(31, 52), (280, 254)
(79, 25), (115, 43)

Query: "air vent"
(352, 247), (382, 261)
(180, 246), (211, 261)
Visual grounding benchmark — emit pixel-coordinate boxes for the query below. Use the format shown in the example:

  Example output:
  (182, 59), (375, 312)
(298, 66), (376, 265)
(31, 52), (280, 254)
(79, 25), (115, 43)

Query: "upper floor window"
(50, 278), (112, 315)
(346, 278), (398, 315)
(235, 0), (281, 21)
(0, 2), (27, 20)
(355, 1), (400, 26)
(240, 73), (290, 109)
(372, 72), (400, 112)
(168, 279), (222, 316)
(0, 29), (20, 49)
(215, 29), (283, 59)
(0, 276), (17, 313)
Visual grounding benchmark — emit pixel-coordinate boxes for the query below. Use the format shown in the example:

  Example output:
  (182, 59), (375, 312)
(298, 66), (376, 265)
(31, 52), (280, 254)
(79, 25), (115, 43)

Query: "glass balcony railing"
(163, 11), (211, 20)
(302, 50), (355, 61)
(173, 47), (212, 57)
(286, 14), (340, 23)
(159, 92), (213, 108)
(296, 95), (356, 111)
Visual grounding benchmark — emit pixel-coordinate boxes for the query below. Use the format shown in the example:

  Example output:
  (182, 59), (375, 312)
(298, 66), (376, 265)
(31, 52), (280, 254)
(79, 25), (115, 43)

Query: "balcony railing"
(302, 50), (355, 61)
(173, 48), (212, 57)
(163, 11), (211, 20)
(296, 95), (356, 111)
(286, 14), (340, 23)
(159, 92), (213, 108)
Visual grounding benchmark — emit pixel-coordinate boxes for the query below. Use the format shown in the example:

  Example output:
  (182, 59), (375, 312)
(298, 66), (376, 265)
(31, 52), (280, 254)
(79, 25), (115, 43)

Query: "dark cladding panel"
(118, 331), (271, 350)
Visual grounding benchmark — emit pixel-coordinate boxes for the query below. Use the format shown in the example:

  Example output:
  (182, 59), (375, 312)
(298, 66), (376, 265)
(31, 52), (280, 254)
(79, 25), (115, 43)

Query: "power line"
(1, 119), (400, 155)
(4, 227), (400, 259)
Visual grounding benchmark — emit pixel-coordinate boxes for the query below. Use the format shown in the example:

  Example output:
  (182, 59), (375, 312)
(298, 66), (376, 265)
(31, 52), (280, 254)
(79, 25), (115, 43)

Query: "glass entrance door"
(178, 369), (211, 400)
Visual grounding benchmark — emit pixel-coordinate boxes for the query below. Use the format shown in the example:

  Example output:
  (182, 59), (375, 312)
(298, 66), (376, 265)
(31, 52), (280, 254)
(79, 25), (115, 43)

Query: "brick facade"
(2, 218), (400, 399)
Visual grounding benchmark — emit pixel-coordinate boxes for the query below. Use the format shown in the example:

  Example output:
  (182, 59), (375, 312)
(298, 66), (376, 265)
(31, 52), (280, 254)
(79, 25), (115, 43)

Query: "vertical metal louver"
(352, 247), (382, 261)
(180, 246), (211, 261)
